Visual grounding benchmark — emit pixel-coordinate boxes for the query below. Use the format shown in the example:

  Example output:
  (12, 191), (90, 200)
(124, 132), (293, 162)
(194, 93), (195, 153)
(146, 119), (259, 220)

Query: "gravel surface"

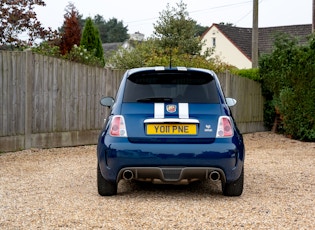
(0, 132), (314, 229)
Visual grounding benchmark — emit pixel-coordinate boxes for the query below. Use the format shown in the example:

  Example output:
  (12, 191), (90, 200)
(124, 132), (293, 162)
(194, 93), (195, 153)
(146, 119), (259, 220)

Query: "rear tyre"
(97, 164), (117, 196)
(222, 167), (244, 196)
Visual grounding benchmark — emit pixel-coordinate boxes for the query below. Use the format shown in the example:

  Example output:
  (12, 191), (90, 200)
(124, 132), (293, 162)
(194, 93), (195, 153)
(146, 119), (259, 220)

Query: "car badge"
(166, 104), (177, 113)
(204, 124), (213, 132)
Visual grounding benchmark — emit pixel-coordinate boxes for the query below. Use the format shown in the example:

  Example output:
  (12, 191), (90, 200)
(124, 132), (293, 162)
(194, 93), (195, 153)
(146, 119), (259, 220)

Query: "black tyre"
(222, 167), (244, 196)
(97, 164), (117, 196)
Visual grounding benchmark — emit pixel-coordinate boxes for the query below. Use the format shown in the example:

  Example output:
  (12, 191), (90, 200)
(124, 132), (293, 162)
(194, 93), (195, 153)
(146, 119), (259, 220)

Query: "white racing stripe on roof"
(154, 103), (164, 118)
(179, 103), (189, 119)
(177, 67), (187, 71)
(155, 67), (165, 71)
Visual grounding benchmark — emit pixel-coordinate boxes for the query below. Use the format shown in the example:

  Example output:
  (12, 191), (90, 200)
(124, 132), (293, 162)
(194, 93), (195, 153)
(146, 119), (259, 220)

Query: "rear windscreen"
(123, 71), (220, 103)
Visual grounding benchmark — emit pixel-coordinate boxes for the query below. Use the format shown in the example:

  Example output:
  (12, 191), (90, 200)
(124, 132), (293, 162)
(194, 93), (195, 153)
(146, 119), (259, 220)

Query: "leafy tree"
(195, 24), (209, 37)
(102, 18), (129, 43)
(81, 18), (97, 51)
(107, 39), (156, 68)
(33, 15), (104, 67)
(108, 1), (221, 70)
(80, 15), (129, 43)
(59, 3), (81, 55)
(0, 0), (57, 49)
(32, 10), (103, 67)
(81, 17), (105, 66)
(58, 6), (85, 34)
(92, 15), (107, 43)
(107, 38), (230, 72)
(260, 34), (315, 141)
(94, 29), (104, 61)
(153, 0), (202, 55)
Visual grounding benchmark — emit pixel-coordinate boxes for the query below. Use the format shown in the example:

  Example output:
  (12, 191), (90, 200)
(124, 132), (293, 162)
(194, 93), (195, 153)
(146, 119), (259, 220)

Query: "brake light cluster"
(109, 115), (127, 137)
(216, 116), (233, 137)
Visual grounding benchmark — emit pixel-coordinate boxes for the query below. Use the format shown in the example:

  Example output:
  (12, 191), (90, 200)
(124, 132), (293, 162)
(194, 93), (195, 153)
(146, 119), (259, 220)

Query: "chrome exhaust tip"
(209, 171), (220, 182)
(122, 170), (134, 180)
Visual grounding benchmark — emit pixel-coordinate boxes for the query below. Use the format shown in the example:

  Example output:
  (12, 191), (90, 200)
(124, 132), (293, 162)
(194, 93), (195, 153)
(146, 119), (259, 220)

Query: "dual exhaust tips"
(122, 169), (221, 182)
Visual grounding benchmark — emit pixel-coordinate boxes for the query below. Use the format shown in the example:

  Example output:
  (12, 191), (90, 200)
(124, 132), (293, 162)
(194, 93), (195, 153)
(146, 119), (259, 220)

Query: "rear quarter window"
(123, 71), (220, 103)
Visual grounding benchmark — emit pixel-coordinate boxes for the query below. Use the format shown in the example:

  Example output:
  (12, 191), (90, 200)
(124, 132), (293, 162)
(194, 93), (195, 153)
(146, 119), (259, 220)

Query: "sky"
(35, 0), (312, 38)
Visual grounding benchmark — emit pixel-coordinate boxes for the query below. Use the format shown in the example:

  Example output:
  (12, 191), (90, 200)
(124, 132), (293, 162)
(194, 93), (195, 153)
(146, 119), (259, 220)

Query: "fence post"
(24, 51), (33, 149)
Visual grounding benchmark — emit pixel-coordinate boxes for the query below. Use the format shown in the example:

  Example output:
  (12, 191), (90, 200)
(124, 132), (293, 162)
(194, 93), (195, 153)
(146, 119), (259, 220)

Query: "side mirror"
(226, 98), (237, 107)
(100, 97), (114, 108)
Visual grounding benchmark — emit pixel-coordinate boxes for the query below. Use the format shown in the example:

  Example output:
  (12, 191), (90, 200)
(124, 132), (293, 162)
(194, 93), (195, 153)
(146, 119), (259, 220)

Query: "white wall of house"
(201, 26), (252, 69)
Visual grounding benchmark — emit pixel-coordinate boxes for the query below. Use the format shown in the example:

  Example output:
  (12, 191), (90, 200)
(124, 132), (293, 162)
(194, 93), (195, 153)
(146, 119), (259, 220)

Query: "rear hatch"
(121, 69), (223, 144)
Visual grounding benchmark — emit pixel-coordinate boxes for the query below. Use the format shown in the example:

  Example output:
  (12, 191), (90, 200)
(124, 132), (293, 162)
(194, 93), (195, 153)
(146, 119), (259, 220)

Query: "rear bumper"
(118, 166), (225, 183)
(97, 135), (244, 183)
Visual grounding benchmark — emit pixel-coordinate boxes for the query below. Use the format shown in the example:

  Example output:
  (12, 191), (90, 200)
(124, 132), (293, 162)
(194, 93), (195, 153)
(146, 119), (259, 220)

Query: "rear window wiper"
(137, 97), (173, 102)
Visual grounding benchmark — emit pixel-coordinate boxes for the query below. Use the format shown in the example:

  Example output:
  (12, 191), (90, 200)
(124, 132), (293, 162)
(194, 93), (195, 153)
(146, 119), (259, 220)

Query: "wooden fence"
(0, 51), (265, 152)
(219, 71), (265, 134)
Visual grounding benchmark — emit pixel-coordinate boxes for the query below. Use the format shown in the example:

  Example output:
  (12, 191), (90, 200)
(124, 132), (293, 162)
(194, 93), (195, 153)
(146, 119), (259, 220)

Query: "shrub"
(107, 39), (234, 73)
(65, 45), (105, 67)
(260, 34), (315, 141)
(80, 17), (105, 66)
(32, 43), (104, 67)
(230, 68), (261, 81)
(32, 42), (60, 57)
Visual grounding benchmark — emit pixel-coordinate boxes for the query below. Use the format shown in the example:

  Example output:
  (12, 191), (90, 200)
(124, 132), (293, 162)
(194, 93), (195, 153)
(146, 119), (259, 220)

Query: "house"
(201, 23), (312, 69)
(102, 32), (145, 57)
(129, 31), (145, 41)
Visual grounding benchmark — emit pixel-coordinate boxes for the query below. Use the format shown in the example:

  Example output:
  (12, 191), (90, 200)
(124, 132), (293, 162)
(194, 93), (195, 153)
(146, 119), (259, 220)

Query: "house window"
(212, 37), (216, 47)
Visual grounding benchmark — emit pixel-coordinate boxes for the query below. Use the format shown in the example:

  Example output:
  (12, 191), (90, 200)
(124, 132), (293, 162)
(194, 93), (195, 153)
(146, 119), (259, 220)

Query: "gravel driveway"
(0, 132), (314, 229)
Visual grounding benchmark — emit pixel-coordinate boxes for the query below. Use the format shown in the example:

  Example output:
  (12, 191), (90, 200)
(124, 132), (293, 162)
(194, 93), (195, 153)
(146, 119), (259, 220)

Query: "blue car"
(97, 67), (245, 196)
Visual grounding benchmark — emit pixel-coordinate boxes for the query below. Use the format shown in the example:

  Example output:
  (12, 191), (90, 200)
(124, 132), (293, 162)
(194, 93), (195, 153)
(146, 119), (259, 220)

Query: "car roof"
(125, 66), (216, 76)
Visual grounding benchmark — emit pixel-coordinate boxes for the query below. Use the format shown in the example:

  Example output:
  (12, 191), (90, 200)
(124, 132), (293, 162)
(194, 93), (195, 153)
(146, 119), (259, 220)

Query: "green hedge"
(259, 34), (315, 141)
(230, 68), (261, 81)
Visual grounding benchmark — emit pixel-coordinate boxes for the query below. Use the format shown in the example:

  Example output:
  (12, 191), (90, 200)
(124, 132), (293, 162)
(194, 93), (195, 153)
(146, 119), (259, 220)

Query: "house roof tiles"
(208, 23), (312, 60)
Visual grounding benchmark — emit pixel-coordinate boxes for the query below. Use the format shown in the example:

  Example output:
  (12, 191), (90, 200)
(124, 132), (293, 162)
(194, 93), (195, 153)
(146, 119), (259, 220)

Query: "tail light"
(109, 115), (127, 137)
(216, 116), (233, 137)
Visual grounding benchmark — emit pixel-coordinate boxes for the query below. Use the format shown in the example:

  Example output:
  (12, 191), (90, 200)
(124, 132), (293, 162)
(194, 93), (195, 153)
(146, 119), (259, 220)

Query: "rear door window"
(123, 71), (220, 103)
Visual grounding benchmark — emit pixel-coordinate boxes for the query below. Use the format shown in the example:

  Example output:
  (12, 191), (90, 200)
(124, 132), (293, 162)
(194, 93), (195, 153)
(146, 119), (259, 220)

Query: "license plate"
(146, 124), (197, 135)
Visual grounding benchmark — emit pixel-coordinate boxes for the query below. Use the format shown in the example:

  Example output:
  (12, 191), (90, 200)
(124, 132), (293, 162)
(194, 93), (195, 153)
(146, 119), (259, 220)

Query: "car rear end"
(97, 67), (245, 196)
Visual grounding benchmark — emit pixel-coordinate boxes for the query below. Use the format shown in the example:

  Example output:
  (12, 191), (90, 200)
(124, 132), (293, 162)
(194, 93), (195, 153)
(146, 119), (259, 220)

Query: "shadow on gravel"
(117, 180), (223, 197)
